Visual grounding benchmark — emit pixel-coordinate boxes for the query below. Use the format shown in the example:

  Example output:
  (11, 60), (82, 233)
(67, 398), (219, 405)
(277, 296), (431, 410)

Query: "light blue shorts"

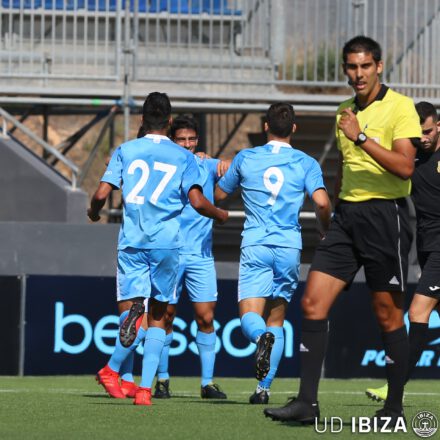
(170, 253), (218, 305)
(116, 247), (179, 303)
(238, 245), (301, 303)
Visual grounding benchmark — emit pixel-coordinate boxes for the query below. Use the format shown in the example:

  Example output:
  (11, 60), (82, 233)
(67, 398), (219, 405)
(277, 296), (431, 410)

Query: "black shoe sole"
(255, 332), (275, 381)
(264, 412), (316, 425)
(153, 393), (171, 399)
(201, 392), (227, 399)
(119, 302), (145, 348)
(365, 390), (385, 402)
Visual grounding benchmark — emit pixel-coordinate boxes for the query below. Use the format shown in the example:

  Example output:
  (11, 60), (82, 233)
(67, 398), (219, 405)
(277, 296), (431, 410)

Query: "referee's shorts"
(311, 198), (412, 292)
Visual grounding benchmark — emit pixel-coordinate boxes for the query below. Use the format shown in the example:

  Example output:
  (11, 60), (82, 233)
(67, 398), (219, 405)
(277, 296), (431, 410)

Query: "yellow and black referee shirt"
(336, 85), (421, 202)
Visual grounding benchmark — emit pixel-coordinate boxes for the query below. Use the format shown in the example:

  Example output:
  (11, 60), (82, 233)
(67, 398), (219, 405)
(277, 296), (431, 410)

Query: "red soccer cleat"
(120, 379), (139, 398)
(96, 364), (126, 399)
(134, 387), (152, 406)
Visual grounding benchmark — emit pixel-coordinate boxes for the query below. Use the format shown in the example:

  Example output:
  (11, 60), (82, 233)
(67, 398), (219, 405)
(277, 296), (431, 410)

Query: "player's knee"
(301, 295), (321, 318)
(408, 305), (429, 323)
(163, 313), (174, 331)
(374, 306), (403, 331)
(195, 311), (214, 331)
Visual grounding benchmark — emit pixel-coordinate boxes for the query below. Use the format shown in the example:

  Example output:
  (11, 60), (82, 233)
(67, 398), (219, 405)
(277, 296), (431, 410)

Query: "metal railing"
(1, 0), (440, 98)
(0, 106), (79, 187)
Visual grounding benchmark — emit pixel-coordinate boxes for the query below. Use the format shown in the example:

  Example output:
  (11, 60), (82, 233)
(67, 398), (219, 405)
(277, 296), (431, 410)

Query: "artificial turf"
(0, 376), (438, 440)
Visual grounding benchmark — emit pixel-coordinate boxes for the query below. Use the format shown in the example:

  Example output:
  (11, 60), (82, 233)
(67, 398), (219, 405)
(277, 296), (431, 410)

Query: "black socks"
(297, 318), (329, 404)
(382, 326), (409, 413)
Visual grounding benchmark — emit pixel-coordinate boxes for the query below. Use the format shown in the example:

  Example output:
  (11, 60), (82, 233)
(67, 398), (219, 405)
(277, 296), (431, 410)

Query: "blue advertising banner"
(23, 276), (439, 379)
(23, 275), (302, 377)
(325, 283), (440, 379)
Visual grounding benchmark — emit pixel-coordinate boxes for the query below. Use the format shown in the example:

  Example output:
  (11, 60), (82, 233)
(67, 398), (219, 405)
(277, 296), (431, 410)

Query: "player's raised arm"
(217, 159), (232, 177)
(338, 107), (416, 180)
(214, 185), (229, 202)
(188, 186), (228, 224)
(215, 153), (241, 202)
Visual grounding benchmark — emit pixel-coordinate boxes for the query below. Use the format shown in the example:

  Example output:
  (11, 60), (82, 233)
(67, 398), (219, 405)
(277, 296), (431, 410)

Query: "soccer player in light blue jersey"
(88, 93), (228, 406)
(215, 103), (332, 404)
(153, 116), (230, 400)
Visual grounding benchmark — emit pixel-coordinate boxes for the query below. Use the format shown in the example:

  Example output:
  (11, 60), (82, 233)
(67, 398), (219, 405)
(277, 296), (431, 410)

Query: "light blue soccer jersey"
(102, 134), (202, 250)
(179, 157), (220, 256)
(218, 141), (325, 249)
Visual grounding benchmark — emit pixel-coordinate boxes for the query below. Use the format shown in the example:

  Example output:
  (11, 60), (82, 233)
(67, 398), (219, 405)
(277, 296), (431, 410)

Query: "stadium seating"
(1, 0), (241, 14)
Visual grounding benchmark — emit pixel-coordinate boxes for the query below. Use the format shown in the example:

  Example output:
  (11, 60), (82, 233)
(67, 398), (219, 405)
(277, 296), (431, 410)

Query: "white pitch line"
(0, 389), (439, 397)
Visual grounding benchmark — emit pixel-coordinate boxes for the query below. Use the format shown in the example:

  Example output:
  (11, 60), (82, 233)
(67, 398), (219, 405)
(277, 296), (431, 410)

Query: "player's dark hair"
(170, 115), (199, 140)
(137, 92), (171, 137)
(342, 35), (382, 64)
(415, 101), (438, 124)
(266, 103), (295, 138)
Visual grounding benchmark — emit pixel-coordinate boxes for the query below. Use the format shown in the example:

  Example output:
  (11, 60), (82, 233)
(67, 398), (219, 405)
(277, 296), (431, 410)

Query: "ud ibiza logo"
(412, 411), (439, 438)
(315, 416), (407, 434)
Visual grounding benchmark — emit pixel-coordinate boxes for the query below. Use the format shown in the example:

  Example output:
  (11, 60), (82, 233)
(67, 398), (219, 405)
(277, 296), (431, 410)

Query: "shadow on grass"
(171, 398), (243, 405)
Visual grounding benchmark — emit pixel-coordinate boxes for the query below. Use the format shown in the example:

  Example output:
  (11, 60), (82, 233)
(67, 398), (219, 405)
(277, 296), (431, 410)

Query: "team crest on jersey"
(437, 161), (440, 173)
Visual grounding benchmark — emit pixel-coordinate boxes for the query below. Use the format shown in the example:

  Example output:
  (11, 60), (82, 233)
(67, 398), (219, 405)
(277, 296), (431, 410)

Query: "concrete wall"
(0, 222), (242, 279)
(0, 137), (87, 223)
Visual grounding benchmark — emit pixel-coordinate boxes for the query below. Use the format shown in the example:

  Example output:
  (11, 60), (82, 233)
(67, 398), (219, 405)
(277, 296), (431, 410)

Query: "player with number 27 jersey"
(102, 134), (202, 250)
(218, 141), (325, 250)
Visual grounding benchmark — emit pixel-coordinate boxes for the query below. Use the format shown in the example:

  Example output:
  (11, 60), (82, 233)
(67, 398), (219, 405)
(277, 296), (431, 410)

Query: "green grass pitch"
(0, 376), (438, 439)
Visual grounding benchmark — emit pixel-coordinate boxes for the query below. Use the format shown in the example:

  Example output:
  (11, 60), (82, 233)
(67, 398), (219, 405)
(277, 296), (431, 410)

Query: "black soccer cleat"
(249, 389), (269, 405)
(255, 332), (275, 381)
(371, 407), (406, 428)
(119, 301), (145, 348)
(264, 397), (320, 424)
(153, 379), (171, 399)
(201, 383), (227, 399)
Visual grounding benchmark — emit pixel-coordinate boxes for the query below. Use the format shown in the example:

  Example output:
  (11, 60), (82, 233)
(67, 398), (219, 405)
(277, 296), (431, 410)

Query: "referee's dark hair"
(170, 115), (199, 139)
(266, 102), (295, 138)
(342, 35), (382, 64)
(415, 101), (438, 124)
(137, 92), (172, 137)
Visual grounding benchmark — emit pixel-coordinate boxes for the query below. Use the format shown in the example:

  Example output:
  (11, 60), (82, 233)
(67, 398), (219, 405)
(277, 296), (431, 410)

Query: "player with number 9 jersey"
(215, 103), (331, 404)
(218, 142), (324, 250)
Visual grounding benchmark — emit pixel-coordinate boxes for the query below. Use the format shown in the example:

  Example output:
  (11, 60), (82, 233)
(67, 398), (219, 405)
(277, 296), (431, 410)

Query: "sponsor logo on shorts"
(300, 343), (309, 352)
(412, 411), (438, 438)
(388, 276), (400, 285)
(428, 285), (440, 292)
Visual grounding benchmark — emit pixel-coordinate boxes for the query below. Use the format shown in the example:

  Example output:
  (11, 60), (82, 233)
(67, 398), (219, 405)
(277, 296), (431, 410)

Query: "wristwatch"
(354, 132), (367, 146)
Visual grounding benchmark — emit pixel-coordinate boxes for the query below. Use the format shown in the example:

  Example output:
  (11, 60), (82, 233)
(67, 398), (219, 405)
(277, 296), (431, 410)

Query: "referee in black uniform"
(264, 36), (421, 427)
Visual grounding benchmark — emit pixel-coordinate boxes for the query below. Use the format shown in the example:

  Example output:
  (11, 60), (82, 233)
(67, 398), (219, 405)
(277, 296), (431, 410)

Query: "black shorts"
(416, 251), (440, 299)
(311, 198), (412, 292)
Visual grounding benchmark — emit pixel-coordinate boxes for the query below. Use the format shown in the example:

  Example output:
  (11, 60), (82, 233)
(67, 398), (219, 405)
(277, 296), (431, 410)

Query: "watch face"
(359, 133), (367, 142)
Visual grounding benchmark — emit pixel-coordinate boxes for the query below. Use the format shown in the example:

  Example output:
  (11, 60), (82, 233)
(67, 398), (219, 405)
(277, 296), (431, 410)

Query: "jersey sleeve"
(218, 153), (242, 194)
(101, 146), (123, 189)
(304, 157), (326, 196)
(182, 153), (203, 196)
(392, 98), (422, 140)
